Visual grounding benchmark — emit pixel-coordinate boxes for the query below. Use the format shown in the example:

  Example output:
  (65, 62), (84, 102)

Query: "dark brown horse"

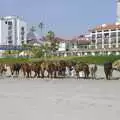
(9, 63), (21, 76)
(58, 60), (67, 78)
(31, 63), (41, 78)
(104, 62), (113, 80)
(21, 63), (32, 78)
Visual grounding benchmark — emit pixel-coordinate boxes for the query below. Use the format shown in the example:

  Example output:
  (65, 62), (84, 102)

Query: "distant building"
(56, 35), (91, 56)
(117, 0), (120, 22)
(0, 16), (27, 46)
(58, 35), (90, 52)
(89, 23), (120, 49)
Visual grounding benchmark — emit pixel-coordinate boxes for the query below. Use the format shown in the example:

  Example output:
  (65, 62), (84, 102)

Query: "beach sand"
(0, 65), (120, 120)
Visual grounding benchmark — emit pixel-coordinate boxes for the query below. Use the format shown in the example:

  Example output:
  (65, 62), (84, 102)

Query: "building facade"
(55, 23), (120, 57)
(57, 35), (91, 56)
(0, 16), (27, 46)
(88, 23), (120, 55)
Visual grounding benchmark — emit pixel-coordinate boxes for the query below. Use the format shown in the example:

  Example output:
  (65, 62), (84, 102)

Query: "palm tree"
(38, 22), (44, 36)
(38, 22), (44, 32)
(47, 30), (55, 41)
(46, 30), (58, 55)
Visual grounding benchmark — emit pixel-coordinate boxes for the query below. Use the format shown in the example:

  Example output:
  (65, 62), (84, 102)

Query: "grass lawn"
(0, 55), (120, 64)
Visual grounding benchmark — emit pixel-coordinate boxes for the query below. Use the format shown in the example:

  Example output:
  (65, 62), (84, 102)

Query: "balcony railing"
(56, 43), (120, 53)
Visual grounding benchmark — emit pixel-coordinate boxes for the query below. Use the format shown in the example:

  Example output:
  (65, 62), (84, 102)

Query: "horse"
(90, 64), (97, 79)
(104, 62), (113, 80)
(9, 63), (22, 77)
(0, 64), (7, 76)
(21, 63), (32, 78)
(75, 63), (90, 79)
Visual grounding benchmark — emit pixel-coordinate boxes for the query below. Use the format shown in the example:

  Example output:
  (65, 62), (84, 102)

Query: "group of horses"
(0, 60), (114, 80)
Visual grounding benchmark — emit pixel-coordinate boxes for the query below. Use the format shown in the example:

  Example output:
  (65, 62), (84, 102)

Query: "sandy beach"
(0, 65), (120, 120)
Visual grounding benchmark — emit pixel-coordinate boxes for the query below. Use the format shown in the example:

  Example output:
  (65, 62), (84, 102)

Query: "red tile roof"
(89, 23), (120, 32)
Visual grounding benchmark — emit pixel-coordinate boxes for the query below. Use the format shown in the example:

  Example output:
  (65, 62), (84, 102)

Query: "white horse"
(90, 64), (97, 79)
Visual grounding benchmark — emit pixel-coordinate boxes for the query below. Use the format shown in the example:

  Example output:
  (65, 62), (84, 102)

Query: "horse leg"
(76, 72), (79, 79)
(51, 72), (52, 79)
(11, 71), (14, 76)
(16, 70), (19, 76)
(29, 70), (32, 78)
(54, 71), (57, 78)
(26, 72), (28, 78)
(41, 71), (44, 78)
(106, 73), (108, 80)
(84, 71), (86, 79)
(91, 72), (93, 79)
(18, 70), (20, 76)
(93, 73), (95, 80)
(37, 70), (40, 78)
(34, 72), (36, 78)
(23, 71), (26, 78)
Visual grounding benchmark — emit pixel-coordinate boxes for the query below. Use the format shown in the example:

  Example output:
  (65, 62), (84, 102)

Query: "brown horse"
(58, 60), (67, 78)
(21, 63), (32, 78)
(9, 63), (21, 76)
(47, 61), (57, 78)
(0, 64), (7, 76)
(31, 62), (41, 78)
(104, 62), (113, 80)
(75, 63), (90, 79)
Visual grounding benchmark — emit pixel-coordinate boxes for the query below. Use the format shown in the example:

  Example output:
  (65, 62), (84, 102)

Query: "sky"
(0, 0), (116, 37)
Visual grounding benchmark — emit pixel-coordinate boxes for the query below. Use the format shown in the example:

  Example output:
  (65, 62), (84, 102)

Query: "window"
(104, 33), (109, 38)
(92, 35), (96, 40)
(118, 38), (120, 43)
(111, 38), (116, 43)
(8, 36), (12, 40)
(97, 34), (102, 38)
(21, 36), (24, 40)
(8, 21), (12, 25)
(21, 27), (24, 31)
(118, 32), (120, 37)
(8, 31), (12, 36)
(8, 26), (12, 30)
(8, 41), (12, 43)
(72, 44), (74, 48)
(97, 39), (102, 44)
(111, 32), (116, 37)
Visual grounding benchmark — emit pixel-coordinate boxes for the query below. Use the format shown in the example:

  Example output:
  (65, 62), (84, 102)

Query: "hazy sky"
(0, 0), (116, 37)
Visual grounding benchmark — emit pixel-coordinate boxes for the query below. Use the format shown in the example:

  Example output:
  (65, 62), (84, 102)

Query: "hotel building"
(0, 16), (27, 46)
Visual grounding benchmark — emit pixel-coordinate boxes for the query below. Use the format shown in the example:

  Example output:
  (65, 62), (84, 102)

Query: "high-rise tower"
(117, 0), (120, 22)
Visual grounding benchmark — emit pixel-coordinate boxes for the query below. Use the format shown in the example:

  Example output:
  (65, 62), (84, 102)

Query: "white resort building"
(0, 16), (27, 46)
(56, 23), (120, 57)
